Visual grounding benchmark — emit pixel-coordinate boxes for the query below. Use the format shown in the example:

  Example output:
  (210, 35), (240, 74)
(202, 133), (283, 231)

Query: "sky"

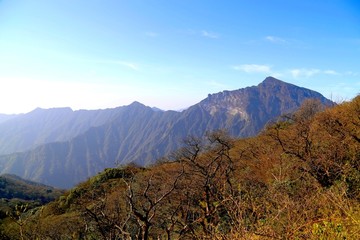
(0, 0), (359, 114)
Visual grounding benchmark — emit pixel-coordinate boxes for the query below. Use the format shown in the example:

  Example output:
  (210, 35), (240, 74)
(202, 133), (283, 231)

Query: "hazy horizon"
(0, 0), (359, 114)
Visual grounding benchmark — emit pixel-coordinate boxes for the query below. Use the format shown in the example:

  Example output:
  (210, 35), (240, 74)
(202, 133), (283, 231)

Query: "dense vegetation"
(0, 96), (359, 239)
(0, 174), (63, 202)
(0, 174), (64, 230)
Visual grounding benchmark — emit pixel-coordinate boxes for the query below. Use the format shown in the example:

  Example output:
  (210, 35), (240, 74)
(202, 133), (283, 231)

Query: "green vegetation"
(0, 174), (64, 240)
(0, 96), (359, 239)
(0, 174), (63, 202)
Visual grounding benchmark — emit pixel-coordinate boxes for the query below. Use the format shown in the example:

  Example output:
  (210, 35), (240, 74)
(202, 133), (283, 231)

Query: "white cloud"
(323, 70), (339, 75)
(232, 64), (347, 79)
(290, 69), (301, 78)
(290, 68), (342, 78)
(290, 68), (320, 78)
(181, 29), (220, 39)
(272, 72), (284, 78)
(265, 36), (286, 44)
(117, 61), (139, 71)
(232, 64), (272, 73)
(345, 71), (359, 76)
(201, 30), (219, 39)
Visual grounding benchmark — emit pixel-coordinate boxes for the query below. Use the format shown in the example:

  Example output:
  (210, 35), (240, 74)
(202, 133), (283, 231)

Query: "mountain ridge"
(0, 77), (333, 188)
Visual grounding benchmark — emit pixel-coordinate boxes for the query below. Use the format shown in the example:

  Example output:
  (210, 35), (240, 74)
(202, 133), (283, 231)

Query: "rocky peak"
(199, 89), (248, 119)
(198, 76), (332, 120)
(258, 76), (292, 89)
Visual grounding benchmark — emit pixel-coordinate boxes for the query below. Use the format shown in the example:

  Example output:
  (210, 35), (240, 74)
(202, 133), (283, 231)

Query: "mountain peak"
(29, 107), (73, 114)
(129, 101), (146, 107)
(259, 76), (286, 86)
(198, 77), (332, 118)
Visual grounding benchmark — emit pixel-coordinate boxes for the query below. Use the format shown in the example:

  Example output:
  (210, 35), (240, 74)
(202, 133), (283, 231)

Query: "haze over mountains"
(0, 77), (333, 188)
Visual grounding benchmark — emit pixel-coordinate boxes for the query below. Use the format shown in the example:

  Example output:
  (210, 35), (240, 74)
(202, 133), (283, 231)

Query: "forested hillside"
(0, 174), (64, 225)
(1, 96), (358, 239)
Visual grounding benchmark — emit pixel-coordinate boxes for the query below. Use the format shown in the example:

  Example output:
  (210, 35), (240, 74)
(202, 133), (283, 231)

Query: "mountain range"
(0, 77), (333, 188)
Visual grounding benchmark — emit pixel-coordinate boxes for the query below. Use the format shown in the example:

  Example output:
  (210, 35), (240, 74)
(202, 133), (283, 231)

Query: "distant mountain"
(0, 77), (333, 188)
(0, 114), (18, 124)
(0, 107), (125, 155)
(151, 107), (164, 112)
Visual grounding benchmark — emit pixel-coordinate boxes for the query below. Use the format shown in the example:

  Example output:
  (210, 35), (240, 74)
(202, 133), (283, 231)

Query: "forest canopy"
(1, 96), (359, 239)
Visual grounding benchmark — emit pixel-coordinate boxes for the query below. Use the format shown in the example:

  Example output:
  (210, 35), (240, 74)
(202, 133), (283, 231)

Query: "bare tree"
(124, 165), (184, 240)
(176, 131), (236, 238)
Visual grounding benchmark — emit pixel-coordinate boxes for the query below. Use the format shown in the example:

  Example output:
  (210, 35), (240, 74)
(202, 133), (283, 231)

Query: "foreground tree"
(173, 131), (238, 238)
(124, 165), (184, 240)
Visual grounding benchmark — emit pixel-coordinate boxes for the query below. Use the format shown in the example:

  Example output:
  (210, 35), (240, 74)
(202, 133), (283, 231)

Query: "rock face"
(0, 77), (333, 188)
(198, 76), (332, 136)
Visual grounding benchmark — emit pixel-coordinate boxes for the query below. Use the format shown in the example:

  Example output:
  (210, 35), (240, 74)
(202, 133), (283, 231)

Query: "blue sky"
(0, 0), (359, 114)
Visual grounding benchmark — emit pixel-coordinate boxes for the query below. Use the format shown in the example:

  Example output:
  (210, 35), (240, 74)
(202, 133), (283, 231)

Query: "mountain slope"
(2, 95), (358, 239)
(0, 77), (333, 188)
(0, 174), (63, 201)
(0, 114), (18, 124)
(0, 107), (125, 155)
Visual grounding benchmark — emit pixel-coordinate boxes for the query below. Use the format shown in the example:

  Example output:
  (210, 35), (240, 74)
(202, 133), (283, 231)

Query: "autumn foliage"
(1, 96), (359, 239)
